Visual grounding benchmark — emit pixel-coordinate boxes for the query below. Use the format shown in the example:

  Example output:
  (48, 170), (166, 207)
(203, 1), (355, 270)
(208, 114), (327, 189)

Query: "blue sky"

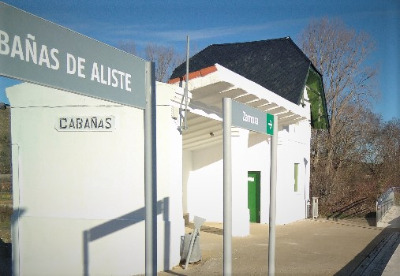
(1, 0), (399, 121)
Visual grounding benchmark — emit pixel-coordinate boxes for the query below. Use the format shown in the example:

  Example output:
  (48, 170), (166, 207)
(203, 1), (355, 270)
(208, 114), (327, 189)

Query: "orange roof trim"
(168, 65), (217, 84)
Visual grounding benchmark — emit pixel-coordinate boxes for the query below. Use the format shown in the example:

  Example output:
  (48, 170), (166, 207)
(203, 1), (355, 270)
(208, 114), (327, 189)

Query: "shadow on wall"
(190, 144), (223, 171)
(10, 208), (26, 276)
(83, 197), (170, 276)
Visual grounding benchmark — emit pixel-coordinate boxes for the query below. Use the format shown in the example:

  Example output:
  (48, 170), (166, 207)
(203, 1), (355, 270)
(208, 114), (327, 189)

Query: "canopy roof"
(170, 37), (329, 130)
(169, 64), (310, 150)
(172, 37), (314, 105)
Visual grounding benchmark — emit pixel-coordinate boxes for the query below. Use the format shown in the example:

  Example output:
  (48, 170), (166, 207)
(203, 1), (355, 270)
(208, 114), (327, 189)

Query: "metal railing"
(376, 187), (400, 224)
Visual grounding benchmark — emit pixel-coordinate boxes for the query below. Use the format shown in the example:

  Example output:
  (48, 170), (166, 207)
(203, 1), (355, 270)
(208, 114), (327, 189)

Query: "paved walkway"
(377, 206), (400, 228)
(377, 205), (400, 276)
(382, 241), (400, 276)
(158, 219), (400, 276)
(352, 231), (400, 275)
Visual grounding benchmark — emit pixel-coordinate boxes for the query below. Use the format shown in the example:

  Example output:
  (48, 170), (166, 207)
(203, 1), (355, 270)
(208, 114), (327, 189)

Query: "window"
(294, 163), (299, 192)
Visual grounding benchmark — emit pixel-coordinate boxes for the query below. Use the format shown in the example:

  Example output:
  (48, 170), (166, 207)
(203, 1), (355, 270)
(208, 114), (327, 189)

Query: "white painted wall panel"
(247, 133), (271, 224)
(188, 144), (224, 222)
(183, 120), (311, 230)
(7, 82), (184, 275)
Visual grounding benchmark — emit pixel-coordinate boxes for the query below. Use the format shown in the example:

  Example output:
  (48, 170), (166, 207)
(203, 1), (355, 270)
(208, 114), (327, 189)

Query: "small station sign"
(231, 99), (274, 135)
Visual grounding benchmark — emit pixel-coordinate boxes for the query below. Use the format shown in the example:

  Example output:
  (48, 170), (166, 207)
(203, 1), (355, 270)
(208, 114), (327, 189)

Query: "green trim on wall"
(306, 68), (329, 129)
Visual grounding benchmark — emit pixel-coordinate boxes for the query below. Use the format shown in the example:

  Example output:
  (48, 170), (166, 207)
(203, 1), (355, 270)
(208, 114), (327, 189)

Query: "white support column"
(145, 61), (157, 276)
(268, 115), (278, 276)
(223, 97), (232, 276)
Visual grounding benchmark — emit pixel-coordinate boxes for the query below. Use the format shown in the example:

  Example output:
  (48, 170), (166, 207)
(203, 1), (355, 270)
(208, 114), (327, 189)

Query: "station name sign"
(231, 100), (274, 135)
(0, 2), (147, 109)
(56, 116), (115, 132)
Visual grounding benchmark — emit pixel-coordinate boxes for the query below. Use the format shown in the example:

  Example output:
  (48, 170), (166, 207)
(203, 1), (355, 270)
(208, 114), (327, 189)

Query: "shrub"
(0, 205), (12, 223)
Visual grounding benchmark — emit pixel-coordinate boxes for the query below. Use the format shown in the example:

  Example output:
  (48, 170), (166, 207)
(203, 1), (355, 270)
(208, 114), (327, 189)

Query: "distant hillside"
(0, 107), (11, 174)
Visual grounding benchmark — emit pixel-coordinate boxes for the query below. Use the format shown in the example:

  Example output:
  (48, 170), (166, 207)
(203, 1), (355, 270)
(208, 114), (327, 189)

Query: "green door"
(248, 171), (260, 223)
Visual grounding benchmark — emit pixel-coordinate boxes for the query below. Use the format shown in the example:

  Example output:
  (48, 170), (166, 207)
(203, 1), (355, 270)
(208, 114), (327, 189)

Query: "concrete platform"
(377, 206), (400, 228)
(353, 231), (400, 275)
(383, 242), (400, 276)
(156, 219), (400, 275)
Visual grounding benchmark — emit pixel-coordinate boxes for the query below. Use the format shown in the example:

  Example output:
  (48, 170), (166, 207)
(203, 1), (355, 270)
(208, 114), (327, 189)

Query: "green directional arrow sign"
(231, 99), (274, 136)
(266, 113), (274, 135)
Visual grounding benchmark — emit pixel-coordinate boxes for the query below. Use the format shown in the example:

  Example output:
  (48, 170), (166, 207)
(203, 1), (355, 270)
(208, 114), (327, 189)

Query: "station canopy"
(169, 63), (310, 150)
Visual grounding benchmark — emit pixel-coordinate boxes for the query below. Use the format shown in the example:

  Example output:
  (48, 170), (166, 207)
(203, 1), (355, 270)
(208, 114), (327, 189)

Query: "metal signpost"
(0, 2), (157, 275)
(144, 62), (157, 276)
(223, 98), (278, 275)
(268, 112), (278, 276)
(223, 98), (233, 276)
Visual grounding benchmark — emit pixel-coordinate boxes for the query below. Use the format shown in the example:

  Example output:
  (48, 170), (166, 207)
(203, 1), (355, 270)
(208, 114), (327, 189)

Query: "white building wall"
(7, 82), (184, 275)
(186, 143), (223, 222)
(247, 133), (271, 224)
(183, 117), (311, 230)
(276, 121), (311, 225)
(155, 83), (185, 267)
(182, 150), (192, 217)
(184, 128), (250, 236)
(231, 128), (250, 236)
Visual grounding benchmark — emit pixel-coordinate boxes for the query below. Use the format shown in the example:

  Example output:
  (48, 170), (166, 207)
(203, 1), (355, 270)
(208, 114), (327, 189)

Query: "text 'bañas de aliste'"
(0, 30), (133, 92)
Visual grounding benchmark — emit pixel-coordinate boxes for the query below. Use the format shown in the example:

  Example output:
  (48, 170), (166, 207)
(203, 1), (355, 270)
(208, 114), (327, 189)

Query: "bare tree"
(375, 119), (400, 190)
(299, 18), (379, 212)
(145, 44), (184, 82)
(0, 107), (11, 174)
(117, 41), (137, 56)
(116, 41), (183, 82)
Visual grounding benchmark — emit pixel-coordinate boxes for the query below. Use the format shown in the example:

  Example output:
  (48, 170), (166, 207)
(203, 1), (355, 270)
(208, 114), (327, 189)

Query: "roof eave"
(169, 63), (310, 125)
